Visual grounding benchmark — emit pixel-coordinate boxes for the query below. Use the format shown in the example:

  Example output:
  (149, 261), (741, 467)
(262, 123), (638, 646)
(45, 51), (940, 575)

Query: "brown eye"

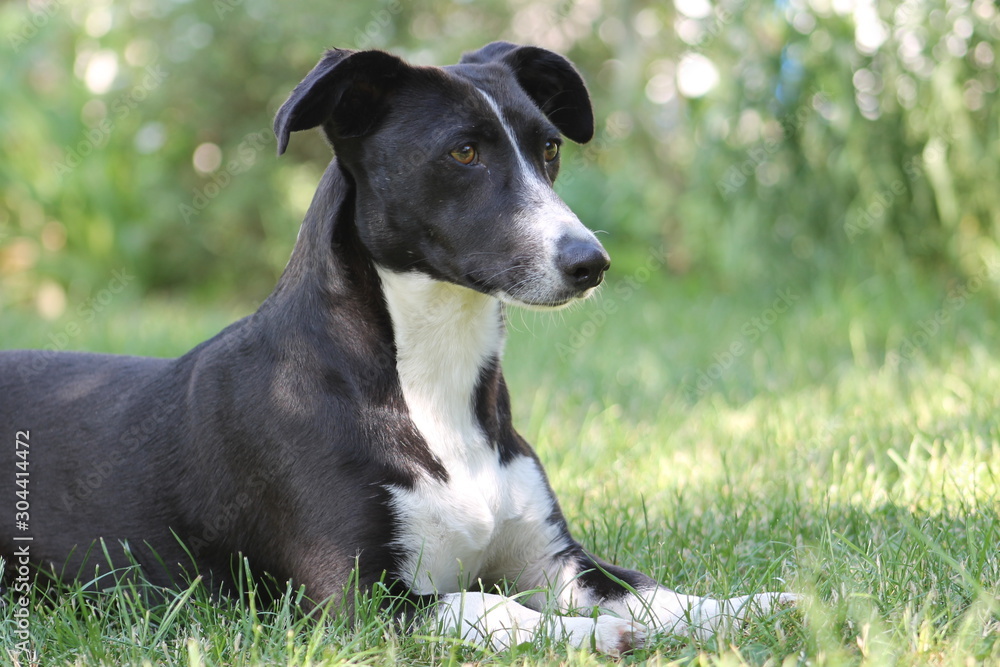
(543, 140), (560, 162)
(450, 144), (477, 165)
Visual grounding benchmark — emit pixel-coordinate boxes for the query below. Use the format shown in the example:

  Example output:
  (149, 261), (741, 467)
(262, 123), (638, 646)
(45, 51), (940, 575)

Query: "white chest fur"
(376, 269), (563, 594)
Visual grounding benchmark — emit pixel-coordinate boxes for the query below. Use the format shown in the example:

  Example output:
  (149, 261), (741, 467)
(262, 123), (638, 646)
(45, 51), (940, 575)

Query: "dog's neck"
(263, 162), (511, 468)
(376, 267), (505, 465)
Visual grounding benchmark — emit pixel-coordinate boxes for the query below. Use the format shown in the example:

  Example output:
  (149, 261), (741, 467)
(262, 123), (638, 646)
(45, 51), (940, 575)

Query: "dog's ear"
(274, 48), (409, 155)
(460, 41), (594, 144)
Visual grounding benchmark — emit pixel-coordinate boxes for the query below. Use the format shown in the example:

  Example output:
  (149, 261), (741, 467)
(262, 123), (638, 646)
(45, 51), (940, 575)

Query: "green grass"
(3, 263), (999, 665)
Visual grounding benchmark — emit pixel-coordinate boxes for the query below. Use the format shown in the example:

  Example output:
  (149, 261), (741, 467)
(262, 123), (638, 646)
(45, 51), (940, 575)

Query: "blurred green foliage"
(1, 0), (998, 316)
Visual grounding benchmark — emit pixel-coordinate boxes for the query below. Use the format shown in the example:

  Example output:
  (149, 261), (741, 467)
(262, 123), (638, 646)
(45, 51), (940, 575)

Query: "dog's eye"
(450, 144), (478, 165)
(543, 140), (560, 162)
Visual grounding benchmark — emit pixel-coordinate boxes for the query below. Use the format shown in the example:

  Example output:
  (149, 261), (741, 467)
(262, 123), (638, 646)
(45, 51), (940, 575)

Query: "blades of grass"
(151, 576), (202, 646)
(897, 513), (984, 598)
(240, 556), (264, 665)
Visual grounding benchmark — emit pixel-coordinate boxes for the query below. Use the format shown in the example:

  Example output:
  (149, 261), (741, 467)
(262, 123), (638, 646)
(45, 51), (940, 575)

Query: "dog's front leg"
(604, 584), (796, 640)
(548, 549), (796, 640)
(433, 591), (645, 657)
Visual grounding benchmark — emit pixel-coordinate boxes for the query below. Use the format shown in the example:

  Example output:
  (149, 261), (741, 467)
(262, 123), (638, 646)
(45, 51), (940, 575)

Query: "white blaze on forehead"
(474, 86), (540, 182)
(472, 86), (584, 234)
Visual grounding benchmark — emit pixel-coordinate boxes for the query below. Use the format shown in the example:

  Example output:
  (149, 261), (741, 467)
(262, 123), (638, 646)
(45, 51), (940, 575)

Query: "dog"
(0, 42), (793, 656)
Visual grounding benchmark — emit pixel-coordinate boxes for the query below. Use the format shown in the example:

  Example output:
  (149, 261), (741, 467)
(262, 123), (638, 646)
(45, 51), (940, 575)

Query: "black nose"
(557, 237), (611, 290)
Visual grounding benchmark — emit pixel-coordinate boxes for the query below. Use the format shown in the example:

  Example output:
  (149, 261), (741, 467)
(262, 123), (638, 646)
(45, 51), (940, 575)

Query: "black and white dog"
(0, 42), (792, 655)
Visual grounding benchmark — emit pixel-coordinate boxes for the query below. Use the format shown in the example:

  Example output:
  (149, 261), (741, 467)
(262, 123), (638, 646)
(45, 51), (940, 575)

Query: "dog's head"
(274, 42), (609, 308)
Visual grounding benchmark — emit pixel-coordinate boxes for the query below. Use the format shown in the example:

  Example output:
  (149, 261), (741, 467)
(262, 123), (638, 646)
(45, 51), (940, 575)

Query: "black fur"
(0, 42), (633, 615)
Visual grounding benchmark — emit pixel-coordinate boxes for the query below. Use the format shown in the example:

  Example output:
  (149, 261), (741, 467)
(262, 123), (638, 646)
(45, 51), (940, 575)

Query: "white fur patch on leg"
(620, 587), (799, 639)
(434, 592), (646, 656)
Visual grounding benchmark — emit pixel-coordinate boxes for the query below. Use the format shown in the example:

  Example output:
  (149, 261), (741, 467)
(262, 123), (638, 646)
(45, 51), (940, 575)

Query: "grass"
(2, 258), (999, 665)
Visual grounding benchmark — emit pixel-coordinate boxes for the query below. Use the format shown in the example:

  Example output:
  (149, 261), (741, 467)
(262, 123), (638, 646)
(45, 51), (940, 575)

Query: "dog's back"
(0, 202), (441, 597)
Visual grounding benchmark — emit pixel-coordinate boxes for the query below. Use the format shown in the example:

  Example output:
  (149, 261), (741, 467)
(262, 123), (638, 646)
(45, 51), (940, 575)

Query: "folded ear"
(274, 48), (410, 155)
(460, 41), (594, 144)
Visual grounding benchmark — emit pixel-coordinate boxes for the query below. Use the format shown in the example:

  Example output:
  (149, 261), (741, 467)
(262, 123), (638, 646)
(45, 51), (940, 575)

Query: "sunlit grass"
(2, 264), (999, 664)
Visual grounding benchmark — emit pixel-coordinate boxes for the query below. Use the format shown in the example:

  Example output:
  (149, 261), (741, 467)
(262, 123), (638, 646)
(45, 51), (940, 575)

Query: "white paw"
(634, 587), (800, 640)
(703, 590), (799, 639)
(769, 592), (801, 615)
(733, 591), (801, 615)
(592, 616), (647, 657)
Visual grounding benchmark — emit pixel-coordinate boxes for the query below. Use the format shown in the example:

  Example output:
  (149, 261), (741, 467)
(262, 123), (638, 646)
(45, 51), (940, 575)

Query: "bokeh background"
(3, 5), (1000, 662)
(1, 0), (998, 339)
